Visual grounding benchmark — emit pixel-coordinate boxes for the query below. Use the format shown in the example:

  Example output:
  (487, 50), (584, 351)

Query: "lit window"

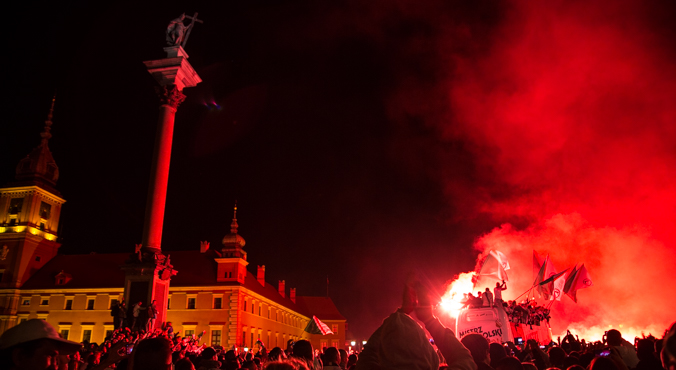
(61, 330), (69, 339)
(187, 298), (196, 309)
(212, 330), (221, 346)
(332, 325), (338, 334)
(185, 329), (195, 337)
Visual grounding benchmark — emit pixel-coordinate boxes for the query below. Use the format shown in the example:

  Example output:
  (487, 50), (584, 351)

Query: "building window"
(187, 298), (196, 309)
(60, 330), (69, 339)
(22, 299), (30, 306)
(167, 298), (171, 309)
(332, 325), (338, 334)
(35, 256), (41, 262)
(268, 308), (271, 319)
(259, 306), (261, 316)
(243, 300), (247, 311)
(110, 299), (119, 309)
(185, 330), (195, 337)
(251, 333), (254, 349)
(211, 330), (221, 346)
(65, 299), (73, 310)
(9, 198), (23, 214)
(213, 297), (222, 309)
(252, 302), (255, 313)
(41, 299), (49, 306)
(83, 330), (92, 343)
(242, 331), (246, 347)
(105, 330), (114, 340)
(321, 341), (327, 349)
(18, 318), (27, 324)
(87, 299), (95, 310)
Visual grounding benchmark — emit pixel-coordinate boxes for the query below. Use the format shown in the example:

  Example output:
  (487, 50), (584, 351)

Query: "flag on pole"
(539, 269), (568, 286)
(533, 251), (544, 281)
(566, 264), (593, 303)
(478, 250), (509, 282)
(534, 255), (550, 299)
(492, 250), (511, 271)
(540, 257), (563, 299)
(550, 270), (567, 301)
(563, 265), (579, 294)
(537, 268), (568, 301)
(304, 315), (334, 335)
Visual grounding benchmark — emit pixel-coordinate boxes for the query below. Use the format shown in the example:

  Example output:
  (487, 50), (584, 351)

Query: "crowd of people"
(110, 300), (158, 332)
(1, 283), (674, 370)
(461, 282), (552, 328)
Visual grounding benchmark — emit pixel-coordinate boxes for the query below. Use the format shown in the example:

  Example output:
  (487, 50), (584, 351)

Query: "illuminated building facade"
(0, 105), (346, 351)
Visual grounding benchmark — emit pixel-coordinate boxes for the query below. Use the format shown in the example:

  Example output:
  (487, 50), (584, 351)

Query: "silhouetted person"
(490, 343), (508, 368)
(132, 337), (173, 370)
(495, 357), (524, 370)
(606, 329), (639, 369)
(494, 281), (507, 305)
(635, 339), (662, 370)
(461, 334), (493, 370)
(0, 319), (82, 370)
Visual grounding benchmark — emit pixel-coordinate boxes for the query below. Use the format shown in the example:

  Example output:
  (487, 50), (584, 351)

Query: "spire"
(222, 201), (245, 250)
(230, 201), (239, 233)
(40, 96), (56, 144)
(14, 97), (60, 191)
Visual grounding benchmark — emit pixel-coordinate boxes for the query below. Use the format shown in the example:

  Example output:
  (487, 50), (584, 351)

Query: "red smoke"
(442, 1), (676, 339)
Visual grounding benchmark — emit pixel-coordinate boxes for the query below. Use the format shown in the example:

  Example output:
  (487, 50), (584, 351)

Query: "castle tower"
(216, 203), (248, 284)
(0, 98), (65, 332)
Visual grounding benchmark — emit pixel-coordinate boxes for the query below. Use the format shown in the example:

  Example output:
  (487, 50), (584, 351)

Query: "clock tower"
(0, 98), (65, 332)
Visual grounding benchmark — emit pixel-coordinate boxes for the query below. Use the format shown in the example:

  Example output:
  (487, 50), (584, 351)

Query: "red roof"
(294, 296), (345, 321)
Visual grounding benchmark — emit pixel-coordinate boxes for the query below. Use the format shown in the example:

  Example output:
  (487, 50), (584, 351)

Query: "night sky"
(4, 1), (676, 340)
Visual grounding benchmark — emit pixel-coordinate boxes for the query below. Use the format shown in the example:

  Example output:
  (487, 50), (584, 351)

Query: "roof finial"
(230, 201), (239, 233)
(40, 95), (56, 144)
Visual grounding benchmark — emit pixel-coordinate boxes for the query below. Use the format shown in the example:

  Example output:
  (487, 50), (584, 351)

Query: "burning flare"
(440, 272), (476, 318)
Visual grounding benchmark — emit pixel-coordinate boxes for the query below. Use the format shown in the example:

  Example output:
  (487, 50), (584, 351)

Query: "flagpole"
(514, 283), (539, 302)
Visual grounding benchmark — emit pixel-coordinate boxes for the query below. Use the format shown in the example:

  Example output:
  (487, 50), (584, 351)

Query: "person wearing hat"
(0, 318), (82, 370)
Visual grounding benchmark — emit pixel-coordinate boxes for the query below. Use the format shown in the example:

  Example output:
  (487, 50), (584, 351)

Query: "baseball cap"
(0, 319), (82, 354)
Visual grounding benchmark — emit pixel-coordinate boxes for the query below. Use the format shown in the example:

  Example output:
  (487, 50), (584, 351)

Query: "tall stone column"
(142, 85), (185, 254)
(122, 45), (201, 331)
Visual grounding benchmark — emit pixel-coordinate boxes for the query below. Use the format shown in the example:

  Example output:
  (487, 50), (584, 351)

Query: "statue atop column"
(166, 12), (203, 49)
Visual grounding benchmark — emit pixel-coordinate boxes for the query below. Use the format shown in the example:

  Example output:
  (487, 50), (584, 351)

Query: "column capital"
(156, 85), (186, 109)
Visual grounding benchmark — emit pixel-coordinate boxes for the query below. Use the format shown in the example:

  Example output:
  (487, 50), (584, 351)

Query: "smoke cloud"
(443, 1), (676, 339)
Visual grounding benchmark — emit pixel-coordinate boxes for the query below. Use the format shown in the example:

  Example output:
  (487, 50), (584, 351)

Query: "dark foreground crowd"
(1, 282), (674, 370)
